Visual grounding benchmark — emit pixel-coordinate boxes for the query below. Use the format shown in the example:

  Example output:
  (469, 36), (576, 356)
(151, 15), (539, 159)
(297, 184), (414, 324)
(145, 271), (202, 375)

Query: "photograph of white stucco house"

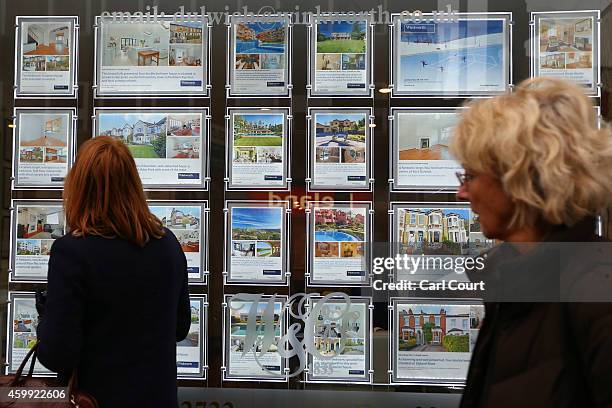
(98, 113), (167, 158)
(397, 305), (471, 353)
(397, 208), (469, 249)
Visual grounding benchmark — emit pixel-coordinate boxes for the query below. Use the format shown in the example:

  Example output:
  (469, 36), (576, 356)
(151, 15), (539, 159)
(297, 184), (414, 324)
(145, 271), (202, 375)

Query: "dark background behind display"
(0, 0), (610, 406)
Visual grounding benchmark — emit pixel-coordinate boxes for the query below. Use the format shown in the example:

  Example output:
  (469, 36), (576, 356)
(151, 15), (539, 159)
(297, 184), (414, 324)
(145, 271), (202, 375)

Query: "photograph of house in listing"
(98, 112), (201, 159)
(314, 207), (366, 259)
(315, 113), (366, 164)
(397, 304), (476, 353)
(232, 113), (284, 164)
(316, 20), (366, 72)
(19, 113), (69, 164)
(16, 205), (65, 256)
(396, 207), (478, 255)
(21, 22), (70, 72)
(313, 302), (366, 357)
(149, 206), (201, 253)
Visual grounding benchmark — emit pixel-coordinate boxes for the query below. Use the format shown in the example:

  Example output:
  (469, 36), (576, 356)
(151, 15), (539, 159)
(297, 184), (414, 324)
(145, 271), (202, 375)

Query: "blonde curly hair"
(450, 77), (612, 228)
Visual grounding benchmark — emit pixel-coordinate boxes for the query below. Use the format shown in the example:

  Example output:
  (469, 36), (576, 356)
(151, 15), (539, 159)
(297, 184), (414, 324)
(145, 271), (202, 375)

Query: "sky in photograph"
(232, 207), (282, 230)
(98, 113), (167, 130)
(401, 207), (470, 221)
(315, 113), (365, 127)
(149, 206), (168, 221)
(318, 21), (366, 36)
(229, 300), (283, 315)
(401, 20), (504, 42)
(236, 114), (283, 127)
(171, 207), (201, 219)
(241, 21), (284, 34)
(398, 304), (470, 316)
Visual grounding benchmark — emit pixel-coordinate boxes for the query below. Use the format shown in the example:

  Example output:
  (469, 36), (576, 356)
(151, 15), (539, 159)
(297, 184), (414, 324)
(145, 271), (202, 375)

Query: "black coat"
(460, 219), (612, 408)
(37, 229), (191, 408)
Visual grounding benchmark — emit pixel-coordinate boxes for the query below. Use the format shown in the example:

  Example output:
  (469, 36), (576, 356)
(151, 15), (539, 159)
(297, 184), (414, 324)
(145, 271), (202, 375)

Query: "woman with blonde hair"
(36, 136), (191, 407)
(451, 77), (612, 407)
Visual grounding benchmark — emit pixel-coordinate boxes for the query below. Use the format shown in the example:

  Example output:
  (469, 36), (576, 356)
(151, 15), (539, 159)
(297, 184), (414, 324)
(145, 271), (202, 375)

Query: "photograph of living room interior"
(539, 18), (593, 52)
(397, 112), (458, 161)
(102, 22), (170, 66)
(17, 206), (64, 240)
(23, 23), (69, 55)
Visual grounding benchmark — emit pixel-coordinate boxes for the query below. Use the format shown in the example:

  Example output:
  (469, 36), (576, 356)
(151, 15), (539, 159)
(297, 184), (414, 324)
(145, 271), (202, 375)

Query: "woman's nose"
(456, 183), (469, 201)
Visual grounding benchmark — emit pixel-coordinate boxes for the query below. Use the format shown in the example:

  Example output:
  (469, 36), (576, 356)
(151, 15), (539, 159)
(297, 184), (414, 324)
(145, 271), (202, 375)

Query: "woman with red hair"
(37, 136), (191, 407)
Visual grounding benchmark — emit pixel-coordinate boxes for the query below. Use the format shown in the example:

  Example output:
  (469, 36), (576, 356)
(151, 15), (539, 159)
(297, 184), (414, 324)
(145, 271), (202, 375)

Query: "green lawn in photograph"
(317, 39), (365, 53)
(234, 136), (282, 146)
(128, 144), (159, 158)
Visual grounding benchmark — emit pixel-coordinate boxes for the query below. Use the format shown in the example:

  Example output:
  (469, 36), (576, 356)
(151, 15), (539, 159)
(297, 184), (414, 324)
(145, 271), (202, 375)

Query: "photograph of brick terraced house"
(397, 305), (470, 353)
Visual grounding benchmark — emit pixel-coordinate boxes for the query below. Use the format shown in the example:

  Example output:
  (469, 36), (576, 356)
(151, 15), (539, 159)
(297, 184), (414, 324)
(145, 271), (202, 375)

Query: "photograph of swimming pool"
(396, 18), (507, 94)
(229, 300), (283, 337)
(314, 207), (366, 242)
(235, 22), (286, 54)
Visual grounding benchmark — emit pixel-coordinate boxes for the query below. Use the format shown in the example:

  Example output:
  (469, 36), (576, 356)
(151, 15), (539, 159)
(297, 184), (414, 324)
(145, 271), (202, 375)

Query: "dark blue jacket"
(37, 228), (190, 408)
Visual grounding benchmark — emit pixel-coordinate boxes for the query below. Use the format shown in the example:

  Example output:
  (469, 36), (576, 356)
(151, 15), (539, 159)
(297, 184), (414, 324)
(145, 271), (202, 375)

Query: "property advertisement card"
(393, 301), (484, 383)
(307, 297), (370, 382)
(7, 293), (51, 374)
(311, 17), (371, 96)
(393, 14), (510, 96)
(392, 203), (492, 282)
(226, 202), (287, 284)
(229, 16), (290, 96)
(94, 109), (207, 188)
(533, 12), (599, 94)
(13, 109), (74, 188)
(177, 296), (207, 378)
(227, 109), (288, 189)
(309, 202), (370, 286)
(149, 203), (207, 282)
(310, 109), (370, 190)
(16, 17), (77, 97)
(391, 109), (461, 189)
(11, 202), (65, 281)
(96, 16), (208, 96)
(225, 296), (286, 380)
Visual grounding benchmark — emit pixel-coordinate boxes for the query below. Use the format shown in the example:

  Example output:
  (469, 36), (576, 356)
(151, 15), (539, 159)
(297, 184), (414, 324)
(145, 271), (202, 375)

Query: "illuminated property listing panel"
(94, 108), (208, 189)
(95, 16), (209, 97)
(13, 108), (75, 188)
(15, 16), (78, 97)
